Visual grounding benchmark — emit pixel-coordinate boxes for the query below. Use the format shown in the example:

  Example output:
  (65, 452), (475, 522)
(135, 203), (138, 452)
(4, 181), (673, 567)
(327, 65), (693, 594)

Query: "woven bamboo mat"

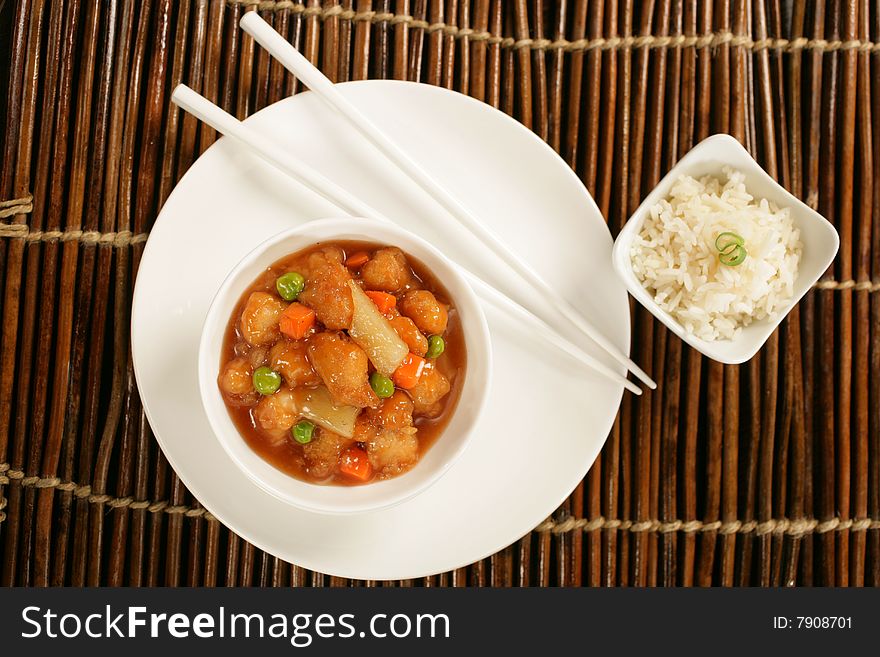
(0, 0), (877, 587)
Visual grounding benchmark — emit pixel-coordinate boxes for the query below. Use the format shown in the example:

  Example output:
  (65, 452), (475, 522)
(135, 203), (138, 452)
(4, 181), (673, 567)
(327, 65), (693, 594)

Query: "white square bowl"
(611, 133), (840, 364)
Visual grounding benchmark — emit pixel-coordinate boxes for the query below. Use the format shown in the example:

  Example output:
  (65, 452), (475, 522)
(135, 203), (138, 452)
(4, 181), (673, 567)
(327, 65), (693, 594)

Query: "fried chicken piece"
(399, 290), (448, 335)
(367, 428), (418, 477)
(219, 357), (253, 396)
(302, 428), (354, 480)
(252, 387), (298, 433)
(268, 340), (320, 387)
(306, 332), (379, 409)
(298, 248), (354, 330)
(218, 357), (257, 406)
(239, 292), (286, 346)
(388, 314), (429, 356)
(356, 391), (419, 477)
(407, 366), (450, 418)
(360, 247), (414, 292)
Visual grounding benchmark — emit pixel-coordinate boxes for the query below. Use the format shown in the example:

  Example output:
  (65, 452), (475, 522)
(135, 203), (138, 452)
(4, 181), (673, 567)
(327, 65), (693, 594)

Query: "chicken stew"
(218, 242), (465, 485)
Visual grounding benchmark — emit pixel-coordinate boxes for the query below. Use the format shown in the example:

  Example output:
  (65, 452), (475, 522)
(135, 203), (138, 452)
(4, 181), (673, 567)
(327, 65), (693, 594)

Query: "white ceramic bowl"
(198, 217), (492, 514)
(612, 133), (839, 364)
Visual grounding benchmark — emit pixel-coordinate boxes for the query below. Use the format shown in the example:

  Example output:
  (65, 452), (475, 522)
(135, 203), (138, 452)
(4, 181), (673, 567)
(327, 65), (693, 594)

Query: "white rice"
(630, 168), (802, 341)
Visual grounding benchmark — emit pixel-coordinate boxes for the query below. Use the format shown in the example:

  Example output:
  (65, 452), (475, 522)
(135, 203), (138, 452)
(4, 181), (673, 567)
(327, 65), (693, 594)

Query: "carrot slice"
(392, 352), (426, 389)
(339, 446), (373, 481)
(278, 302), (316, 339)
(364, 290), (397, 314)
(345, 251), (370, 269)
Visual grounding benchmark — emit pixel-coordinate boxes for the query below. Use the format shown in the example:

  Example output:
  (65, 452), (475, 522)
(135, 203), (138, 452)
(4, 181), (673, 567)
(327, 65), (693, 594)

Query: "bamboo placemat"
(0, 0), (877, 587)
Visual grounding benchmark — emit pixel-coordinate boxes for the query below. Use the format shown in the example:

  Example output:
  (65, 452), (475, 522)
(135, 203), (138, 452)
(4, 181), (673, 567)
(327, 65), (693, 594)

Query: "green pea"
(276, 271), (305, 301)
(369, 372), (395, 399)
(425, 335), (445, 359)
(292, 420), (315, 444)
(253, 367), (281, 395)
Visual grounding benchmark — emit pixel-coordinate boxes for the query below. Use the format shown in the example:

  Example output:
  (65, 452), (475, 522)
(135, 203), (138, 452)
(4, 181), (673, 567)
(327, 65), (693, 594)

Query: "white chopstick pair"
(238, 13), (654, 392)
(170, 14), (656, 396)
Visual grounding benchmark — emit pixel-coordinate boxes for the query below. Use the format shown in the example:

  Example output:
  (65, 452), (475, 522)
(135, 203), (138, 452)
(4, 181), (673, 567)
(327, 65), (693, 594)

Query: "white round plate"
(132, 80), (630, 580)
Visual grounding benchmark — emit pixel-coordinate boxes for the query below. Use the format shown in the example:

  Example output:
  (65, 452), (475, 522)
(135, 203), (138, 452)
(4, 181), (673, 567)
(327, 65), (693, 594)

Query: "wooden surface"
(0, 0), (877, 587)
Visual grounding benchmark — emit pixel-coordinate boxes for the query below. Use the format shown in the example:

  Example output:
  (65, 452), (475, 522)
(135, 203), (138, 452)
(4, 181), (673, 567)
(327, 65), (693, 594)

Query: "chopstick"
(170, 85), (642, 396)
(238, 12), (656, 391)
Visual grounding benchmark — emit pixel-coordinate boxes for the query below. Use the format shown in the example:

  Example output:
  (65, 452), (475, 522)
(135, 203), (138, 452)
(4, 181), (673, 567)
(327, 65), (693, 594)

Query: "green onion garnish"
(715, 231), (747, 266)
